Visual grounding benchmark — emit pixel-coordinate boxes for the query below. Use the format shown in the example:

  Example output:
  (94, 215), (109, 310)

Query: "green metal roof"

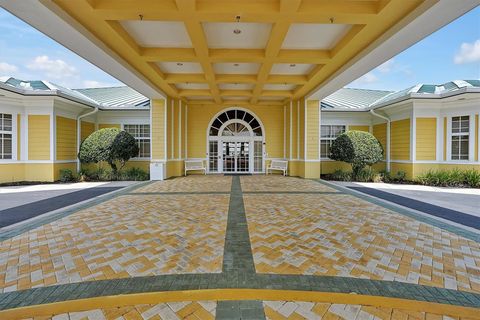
(321, 88), (393, 110)
(323, 80), (480, 110)
(73, 86), (149, 108)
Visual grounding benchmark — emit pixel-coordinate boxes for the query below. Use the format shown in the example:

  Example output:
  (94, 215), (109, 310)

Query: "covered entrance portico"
(5, 0), (477, 181)
(207, 108), (264, 174)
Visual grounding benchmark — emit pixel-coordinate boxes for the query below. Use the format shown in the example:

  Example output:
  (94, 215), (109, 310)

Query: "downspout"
(370, 109), (391, 172)
(76, 107), (99, 172)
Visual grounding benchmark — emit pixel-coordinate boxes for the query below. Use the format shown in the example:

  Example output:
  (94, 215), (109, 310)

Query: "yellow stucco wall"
(56, 116), (77, 160)
(98, 123), (120, 129)
(349, 125), (370, 132)
(28, 115), (50, 160)
(152, 99), (166, 160)
(391, 119), (410, 160)
(373, 123), (387, 159)
(416, 118), (436, 161)
(320, 161), (351, 174)
(0, 164), (25, 183)
(81, 121), (95, 142)
(186, 105), (284, 160)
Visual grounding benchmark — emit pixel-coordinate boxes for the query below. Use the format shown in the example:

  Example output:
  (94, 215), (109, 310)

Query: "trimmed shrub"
(330, 169), (352, 181)
(59, 169), (75, 182)
(77, 167), (149, 181)
(78, 128), (139, 173)
(330, 130), (383, 180)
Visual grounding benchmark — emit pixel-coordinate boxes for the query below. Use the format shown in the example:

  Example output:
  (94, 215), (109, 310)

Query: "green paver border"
(0, 181), (152, 241)
(1, 274), (479, 310)
(316, 179), (480, 242)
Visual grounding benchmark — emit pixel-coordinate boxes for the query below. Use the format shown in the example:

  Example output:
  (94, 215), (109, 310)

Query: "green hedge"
(416, 169), (480, 188)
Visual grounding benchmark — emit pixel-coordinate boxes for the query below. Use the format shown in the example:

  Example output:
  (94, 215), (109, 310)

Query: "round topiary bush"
(78, 128), (139, 173)
(330, 130), (383, 180)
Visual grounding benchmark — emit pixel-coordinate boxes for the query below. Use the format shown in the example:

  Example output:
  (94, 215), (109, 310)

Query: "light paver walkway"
(0, 175), (479, 319)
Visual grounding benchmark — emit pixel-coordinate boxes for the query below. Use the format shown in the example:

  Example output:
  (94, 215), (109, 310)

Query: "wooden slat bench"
(266, 160), (288, 176)
(184, 160), (206, 176)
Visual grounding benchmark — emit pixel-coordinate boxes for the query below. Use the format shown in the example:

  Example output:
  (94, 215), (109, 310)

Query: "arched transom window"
(209, 109), (263, 137)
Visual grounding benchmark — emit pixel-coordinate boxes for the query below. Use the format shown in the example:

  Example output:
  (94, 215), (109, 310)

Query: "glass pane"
(243, 112), (253, 124)
(226, 110), (236, 120)
(332, 125), (345, 137)
(237, 110), (245, 121)
(321, 126), (330, 138)
(252, 126), (262, 136)
(218, 112), (228, 124)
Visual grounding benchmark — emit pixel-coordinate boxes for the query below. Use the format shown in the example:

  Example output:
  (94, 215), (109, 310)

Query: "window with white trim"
(320, 125), (345, 159)
(124, 124), (150, 158)
(0, 114), (12, 160)
(451, 116), (469, 160)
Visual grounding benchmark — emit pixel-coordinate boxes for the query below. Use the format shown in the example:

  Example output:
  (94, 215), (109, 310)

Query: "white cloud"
(355, 72), (378, 84)
(454, 39), (480, 64)
(376, 59), (395, 73)
(26, 55), (77, 79)
(0, 62), (18, 74)
(81, 80), (117, 88)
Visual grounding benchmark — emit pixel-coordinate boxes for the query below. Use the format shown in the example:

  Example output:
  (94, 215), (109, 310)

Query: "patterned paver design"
(134, 175), (232, 193)
(0, 194), (229, 293)
(245, 193), (480, 293)
(21, 301), (217, 320)
(240, 175), (338, 192)
(263, 301), (475, 319)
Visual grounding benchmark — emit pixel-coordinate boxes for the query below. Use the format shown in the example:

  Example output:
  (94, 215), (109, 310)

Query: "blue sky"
(0, 6), (479, 91)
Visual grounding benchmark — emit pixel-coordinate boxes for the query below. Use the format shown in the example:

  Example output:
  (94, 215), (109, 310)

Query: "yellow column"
(165, 98), (185, 178)
(150, 99), (166, 180)
(302, 99), (321, 179)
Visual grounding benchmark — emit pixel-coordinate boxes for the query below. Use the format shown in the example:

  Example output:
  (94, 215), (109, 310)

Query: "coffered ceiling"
(51, 0), (429, 105)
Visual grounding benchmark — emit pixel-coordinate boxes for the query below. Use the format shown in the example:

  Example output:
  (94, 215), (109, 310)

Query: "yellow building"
(1, 1), (478, 183)
(0, 79), (150, 183)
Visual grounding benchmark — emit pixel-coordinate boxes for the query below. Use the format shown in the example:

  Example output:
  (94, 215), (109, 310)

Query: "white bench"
(266, 160), (288, 176)
(184, 160), (206, 176)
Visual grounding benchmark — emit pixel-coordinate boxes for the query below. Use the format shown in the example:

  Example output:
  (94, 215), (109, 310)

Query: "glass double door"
(222, 141), (249, 173)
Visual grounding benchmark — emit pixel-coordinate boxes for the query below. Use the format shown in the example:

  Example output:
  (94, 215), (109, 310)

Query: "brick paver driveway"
(0, 175), (479, 319)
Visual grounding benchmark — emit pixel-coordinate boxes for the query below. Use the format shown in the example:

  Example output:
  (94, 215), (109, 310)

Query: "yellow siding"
(285, 104), (290, 158)
(173, 99), (180, 159)
(56, 116), (77, 160)
(299, 99), (305, 159)
(349, 125), (369, 132)
(305, 100), (319, 160)
(443, 117), (447, 161)
(415, 118), (436, 161)
(373, 123), (387, 160)
(166, 97), (173, 159)
(290, 102), (298, 159)
(24, 163), (54, 182)
(17, 114), (21, 160)
(28, 115), (50, 160)
(98, 123), (120, 129)
(476, 115), (478, 162)
(390, 119), (410, 160)
(151, 99), (166, 160)
(182, 103), (187, 158)
(81, 121), (95, 141)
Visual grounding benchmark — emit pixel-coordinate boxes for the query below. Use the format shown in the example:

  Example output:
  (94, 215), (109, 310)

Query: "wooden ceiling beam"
(165, 73), (207, 83)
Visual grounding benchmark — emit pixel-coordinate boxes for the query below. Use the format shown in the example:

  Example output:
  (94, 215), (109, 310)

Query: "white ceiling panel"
(282, 24), (352, 49)
(158, 62), (203, 74)
(214, 63), (260, 74)
(121, 21), (192, 48)
(270, 63), (314, 75)
(218, 83), (255, 90)
(175, 83), (210, 90)
(263, 84), (297, 90)
(203, 22), (272, 49)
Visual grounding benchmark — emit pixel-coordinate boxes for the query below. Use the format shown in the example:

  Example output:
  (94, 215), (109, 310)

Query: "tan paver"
(0, 194), (229, 293)
(20, 301), (216, 320)
(245, 193), (480, 293)
(134, 175), (232, 193)
(263, 301), (475, 320)
(240, 175), (338, 192)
